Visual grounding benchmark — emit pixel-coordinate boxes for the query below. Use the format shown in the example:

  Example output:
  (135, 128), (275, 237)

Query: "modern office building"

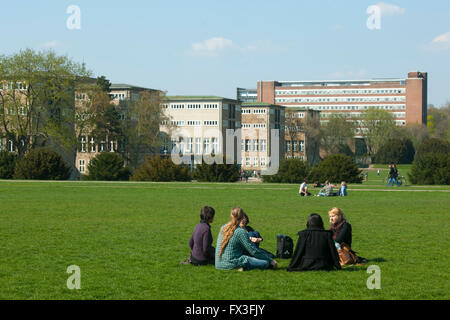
(159, 96), (241, 168)
(239, 71), (428, 128)
(240, 102), (285, 174)
(237, 87), (258, 103)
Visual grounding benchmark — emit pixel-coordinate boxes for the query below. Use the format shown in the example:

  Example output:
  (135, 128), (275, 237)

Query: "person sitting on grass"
(328, 207), (367, 264)
(299, 180), (311, 197)
(240, 212), (275, 259)
(181, 206), (216, 266)
(317, 180), (337, 197)
(337, 181), (348, 196)
(215, 207), (278, 271)
(287, 213), (341, 272)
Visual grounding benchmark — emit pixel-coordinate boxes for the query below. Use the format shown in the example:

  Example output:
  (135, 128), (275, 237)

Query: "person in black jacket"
(328, 207), (367, 264)
(287, 214), (341, 272)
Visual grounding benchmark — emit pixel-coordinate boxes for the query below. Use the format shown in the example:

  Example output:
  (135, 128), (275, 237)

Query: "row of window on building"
(242, 139), (268, 152)
(163, 103), (219, 110)
(275, 96), (406, 103)
(275, 88), (405, 95)
(79, 137), (117, 153)
(286, 140), (305, 153)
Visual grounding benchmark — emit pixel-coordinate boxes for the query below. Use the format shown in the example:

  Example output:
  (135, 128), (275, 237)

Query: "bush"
(85, 152), (130, 181)
(375, 138), (415, 164)
(0, 151), (18, 179)
(262, 158), (310, 183)
(408, 138), (450, 185)
(131, 155), (191, 182)
(309, 154), (362, 184)
(14, 148), (71, 180)
(192, 157), (240, 182)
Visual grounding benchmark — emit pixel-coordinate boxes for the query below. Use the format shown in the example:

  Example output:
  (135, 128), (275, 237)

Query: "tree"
(309, 154), (362, 184)
(427, 103), (449, 141)
(192, 157), (240, 182)
(262, 158), (310, 183)
(360, 108), (398, 158)
(121, 90), (171, 169)
(13, 148), (71, 180)
(0, 49), (91, 157)
(375, 138), (415, 164)
(131, 155), (191, 182)
(84, 152), (130, 181)
(320, 114), (356, 156)
(0, 151), (17, 179)
(96, 76), (111, 93)
(409, 138), (449, 185)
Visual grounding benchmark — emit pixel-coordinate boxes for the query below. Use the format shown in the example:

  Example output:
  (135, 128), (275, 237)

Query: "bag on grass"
(276, 234), (293, 259)
(338, 243), (358, 266)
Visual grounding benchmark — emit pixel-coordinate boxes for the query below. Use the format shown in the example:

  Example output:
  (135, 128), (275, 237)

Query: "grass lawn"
(0, 177), (449, 300)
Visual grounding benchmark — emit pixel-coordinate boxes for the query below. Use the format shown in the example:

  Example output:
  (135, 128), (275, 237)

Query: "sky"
(1, 0), (450, 106)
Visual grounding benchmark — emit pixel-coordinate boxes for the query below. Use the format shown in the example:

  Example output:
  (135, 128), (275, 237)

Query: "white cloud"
(432, 31), (450, 44)
(39, 41), (59, 49)
(189, 37), (233, 56)
(375, 2), (406, 16)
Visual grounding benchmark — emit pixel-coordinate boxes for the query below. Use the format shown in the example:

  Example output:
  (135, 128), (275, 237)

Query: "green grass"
(0, 179), (449, 300)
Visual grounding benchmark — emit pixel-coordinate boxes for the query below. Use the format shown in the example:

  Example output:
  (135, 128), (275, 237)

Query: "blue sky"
(1, 0), (450, 106)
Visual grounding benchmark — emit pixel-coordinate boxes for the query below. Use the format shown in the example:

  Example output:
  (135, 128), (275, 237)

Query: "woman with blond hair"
(328, 207), (367, 264)
(215, 207), (278, 271)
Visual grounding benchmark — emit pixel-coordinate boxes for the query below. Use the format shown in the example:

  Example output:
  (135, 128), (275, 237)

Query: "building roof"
(241, 102), (285, 108)
(164, 95), (237, 101)
(110, 83), (156, 91)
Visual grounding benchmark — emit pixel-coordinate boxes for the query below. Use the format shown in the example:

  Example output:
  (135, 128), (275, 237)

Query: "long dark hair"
(306, 213), (324, 229)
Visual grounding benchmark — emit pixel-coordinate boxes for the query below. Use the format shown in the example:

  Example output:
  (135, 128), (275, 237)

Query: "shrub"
(262, 158), (310, 183)
(408, 138), (450, 185)
(309, 154), (362, 184)
(0, 151), (18, 179)
(375, 138), (415, 164)
(14, 148), (71, 180)
(131, 155), (191, 182)
(85, 152), (130, 181)
(192, 157), (240, 182)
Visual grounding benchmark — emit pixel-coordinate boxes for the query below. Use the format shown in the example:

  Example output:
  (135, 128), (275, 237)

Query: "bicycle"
(383, 175), (407, 186)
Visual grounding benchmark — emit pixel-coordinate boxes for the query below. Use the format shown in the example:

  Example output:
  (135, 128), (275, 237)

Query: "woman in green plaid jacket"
(215, 207), (278, 271)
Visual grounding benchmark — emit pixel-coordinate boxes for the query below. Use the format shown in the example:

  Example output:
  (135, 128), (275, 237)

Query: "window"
(195, 138), (201, 154)
(242, 109), (251, 114)
(286, 141), (291, 152)
(79, 160), (86, 173)
(293, 141), (298, 152)
(179, 138), (184, 154)
(245, 139), (251, 152)
(261, 139), (267, 152)
(253, 139), (258, 152)
(171, 139), (177, 152)
(89, 137), (95, 152)
(203, 138), (210, 154)
(109, 140), (115, 152)
(253, 157), (258, 166)
(241, 139), (244, 151)
(80, 136), (86, 152)
(245, 157), (250, 166)
(203, 120), (218, 126)
(260, 157), (266, 167)
(211, 138), (218, 154)
(7, 140), (14, 152)
(300, 140), (305, 152)
(204, 104), (218, 109)
(187, 138), (193, 153)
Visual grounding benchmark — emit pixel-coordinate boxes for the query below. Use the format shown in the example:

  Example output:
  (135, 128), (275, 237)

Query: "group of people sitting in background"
(182, 205), (366, 272)
(299, 180), (347, 197)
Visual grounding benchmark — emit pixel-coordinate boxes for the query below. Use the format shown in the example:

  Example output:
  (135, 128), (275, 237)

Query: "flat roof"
(164, 95), (237, 101)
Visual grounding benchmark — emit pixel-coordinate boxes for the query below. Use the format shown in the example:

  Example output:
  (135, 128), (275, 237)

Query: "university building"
(240, 102), (285, 174)
(240, 71), (427, 129)
(159, 96), (241, 168)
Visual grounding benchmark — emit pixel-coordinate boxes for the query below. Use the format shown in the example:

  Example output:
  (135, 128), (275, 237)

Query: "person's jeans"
(387, 178), (399, 186)
(243, 257), (270, 270)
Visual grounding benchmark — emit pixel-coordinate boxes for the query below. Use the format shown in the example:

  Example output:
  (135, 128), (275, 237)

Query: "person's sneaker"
(180, 258), (191, 265)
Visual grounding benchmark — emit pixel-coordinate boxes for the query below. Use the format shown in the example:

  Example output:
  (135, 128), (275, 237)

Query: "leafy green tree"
(13, 148), (71, 180)
(320, 114), (356, 156)
(131, 155), (191, 182)
(360, 108), (398, 158)
(96, 76), (111, 93)
(0, 151), (18, 179)
(84, 152), (130, 181)
(375, 138), (415, 164)
(427, 103), (449, 141)
(262, 158), (310, 183)
(309, 154), (362, 184)
(193, 157), (240, 182)
(0, 49), (91, 157)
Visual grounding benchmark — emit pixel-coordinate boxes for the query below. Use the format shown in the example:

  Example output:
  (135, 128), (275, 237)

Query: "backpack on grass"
(276, 234), (293, 259)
